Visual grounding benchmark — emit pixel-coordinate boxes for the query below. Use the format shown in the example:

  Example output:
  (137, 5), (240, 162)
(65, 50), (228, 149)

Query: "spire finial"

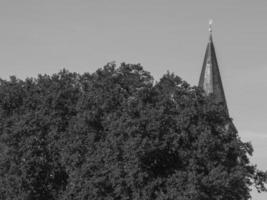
(209, 19), (213, 33)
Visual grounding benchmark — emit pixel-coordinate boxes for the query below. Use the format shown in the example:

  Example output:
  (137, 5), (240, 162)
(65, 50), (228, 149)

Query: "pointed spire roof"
(198, 20), (229, 114)
(199, 20), (237, 133)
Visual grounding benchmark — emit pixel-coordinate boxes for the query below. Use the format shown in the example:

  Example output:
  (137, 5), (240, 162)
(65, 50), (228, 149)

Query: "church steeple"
(199, 20), (228, 114)
(199, 20), (237, 133)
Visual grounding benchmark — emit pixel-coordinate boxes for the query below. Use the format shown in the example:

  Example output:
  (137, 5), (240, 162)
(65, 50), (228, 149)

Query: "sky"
(0, 0), (267, 199)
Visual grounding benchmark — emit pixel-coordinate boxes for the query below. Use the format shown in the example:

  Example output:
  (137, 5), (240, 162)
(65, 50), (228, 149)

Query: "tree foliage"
(0, 63), (266, 200)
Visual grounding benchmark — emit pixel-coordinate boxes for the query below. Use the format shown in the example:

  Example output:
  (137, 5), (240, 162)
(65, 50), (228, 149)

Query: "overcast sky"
(0, 0), (266, 199)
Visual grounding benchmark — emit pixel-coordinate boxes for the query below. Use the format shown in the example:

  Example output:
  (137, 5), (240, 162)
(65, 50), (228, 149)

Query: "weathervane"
(209, 19), (213, 33)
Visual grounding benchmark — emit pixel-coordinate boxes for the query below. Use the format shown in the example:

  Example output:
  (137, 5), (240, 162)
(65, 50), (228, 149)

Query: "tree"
(0, 63), (266, 200)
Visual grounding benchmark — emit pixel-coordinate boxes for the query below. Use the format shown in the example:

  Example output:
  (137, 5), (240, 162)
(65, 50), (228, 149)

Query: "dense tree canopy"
(0, 63), (266, 200)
